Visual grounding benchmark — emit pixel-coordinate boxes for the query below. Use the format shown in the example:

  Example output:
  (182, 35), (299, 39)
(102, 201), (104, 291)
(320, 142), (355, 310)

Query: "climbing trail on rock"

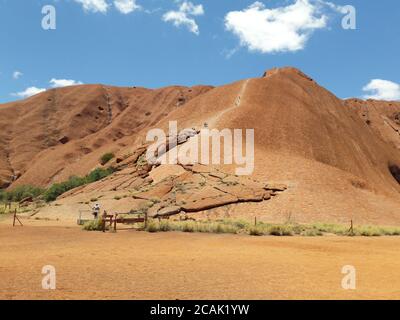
(103, 86), (113, 125)
(43, 89), (60, 147)
(208, 79), (250, 128)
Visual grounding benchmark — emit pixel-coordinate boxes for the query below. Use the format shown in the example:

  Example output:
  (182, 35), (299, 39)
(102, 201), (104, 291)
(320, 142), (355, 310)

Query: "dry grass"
(145, 219), (241, 234)
(144, 219), (400, 237)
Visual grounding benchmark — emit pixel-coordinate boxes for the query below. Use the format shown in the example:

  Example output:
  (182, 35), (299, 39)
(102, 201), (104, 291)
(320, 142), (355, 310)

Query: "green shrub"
(210, 223), (224, 234)
(83, 219), (105, 231)
(150, 197), (161, 204)
(136, 154), (148, 166)
(146, 220), (160, 233)
(301, 228), (323, 237)
(86, 167), (115, 184)
(100, 152), (115, 165)
(381, 227), (400, 236)
(209, 223), (239, 234)
(248, 226), (264, 236)
(181, 222), (195, 233)
(232, 220), (250, 229)
(194, 223), (210, 233)
(221, 219), (249, 229)
(311, 223), (349, 235)
(159, 220), (172, 232)
(354, 226), (382, 237)
(266, 225), (293, 236)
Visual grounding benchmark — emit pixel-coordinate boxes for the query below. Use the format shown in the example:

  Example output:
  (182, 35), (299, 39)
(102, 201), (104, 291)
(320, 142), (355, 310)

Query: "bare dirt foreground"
(1, 220), (400, 300)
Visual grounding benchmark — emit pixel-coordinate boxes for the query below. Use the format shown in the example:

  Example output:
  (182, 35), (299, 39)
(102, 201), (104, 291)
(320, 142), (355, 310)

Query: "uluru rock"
(1, 67), (400, 226)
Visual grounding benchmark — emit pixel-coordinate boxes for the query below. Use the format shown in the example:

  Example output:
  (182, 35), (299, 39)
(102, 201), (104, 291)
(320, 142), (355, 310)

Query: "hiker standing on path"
(92, 203), (100, 219)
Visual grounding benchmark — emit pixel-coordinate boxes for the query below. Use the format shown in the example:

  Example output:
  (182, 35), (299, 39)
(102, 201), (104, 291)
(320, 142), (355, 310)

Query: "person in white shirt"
(92, 203), (100, 219)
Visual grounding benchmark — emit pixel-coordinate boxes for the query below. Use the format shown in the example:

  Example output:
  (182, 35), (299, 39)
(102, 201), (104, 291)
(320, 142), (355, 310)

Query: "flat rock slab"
(214, 184), (264, 202)
(265, 183), (287, 192)
(182, 194), (238, 212)
(175, 186), (224, 204)
(156, 206), (182, 217)
(133, 179), (174, 200)
(208, 171), (226, 179)
(221, 176), (240, 185)
(192, 164), (212, 173)
(114, 147), (147, 169)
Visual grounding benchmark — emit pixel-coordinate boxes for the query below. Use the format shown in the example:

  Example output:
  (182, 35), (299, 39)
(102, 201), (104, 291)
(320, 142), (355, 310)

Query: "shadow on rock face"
(389, 164), (400, 185)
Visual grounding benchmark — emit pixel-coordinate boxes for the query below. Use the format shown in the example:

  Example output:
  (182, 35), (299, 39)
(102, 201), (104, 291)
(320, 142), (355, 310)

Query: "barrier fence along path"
(101, 210), (148, 232)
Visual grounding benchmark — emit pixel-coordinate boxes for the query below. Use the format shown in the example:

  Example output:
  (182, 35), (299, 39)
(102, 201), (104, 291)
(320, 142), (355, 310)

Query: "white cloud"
(12, 87), (46, 99)
(163, 1), (204, 35)
(225, 0), (336, 54)
(179, 1), (204, 16)
(363, 79), (400, 101)
(74, 0), (110, 13)
(114, 0), (140, 14)
(11, 78), (83, 99)
(13, 71), (23, 80)
(49, 78), (83, 88)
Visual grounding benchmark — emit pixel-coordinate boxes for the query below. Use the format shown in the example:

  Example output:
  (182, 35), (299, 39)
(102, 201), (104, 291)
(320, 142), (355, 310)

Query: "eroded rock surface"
(62, 145), (287, 218)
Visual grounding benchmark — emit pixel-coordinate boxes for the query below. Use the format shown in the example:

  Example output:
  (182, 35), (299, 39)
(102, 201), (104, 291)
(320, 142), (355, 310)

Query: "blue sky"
(1, 0), (399, 103)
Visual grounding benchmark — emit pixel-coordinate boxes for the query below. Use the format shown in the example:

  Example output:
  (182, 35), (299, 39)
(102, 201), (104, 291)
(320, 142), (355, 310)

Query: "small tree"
(44, 168), (115, 202)
(86, 167), (114, 183)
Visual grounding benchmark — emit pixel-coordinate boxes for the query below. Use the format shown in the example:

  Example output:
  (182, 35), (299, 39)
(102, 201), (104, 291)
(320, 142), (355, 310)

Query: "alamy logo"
(42, 265), (56, 290)
(42, 5), (56, 30)
(341, 265), (356, 290)
(146, 121), (255, 175)
(341, 5), (356, 30)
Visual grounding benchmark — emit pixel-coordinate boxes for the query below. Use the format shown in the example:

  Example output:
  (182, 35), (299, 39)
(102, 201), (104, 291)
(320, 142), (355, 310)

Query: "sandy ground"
(1, 217), (400, 300)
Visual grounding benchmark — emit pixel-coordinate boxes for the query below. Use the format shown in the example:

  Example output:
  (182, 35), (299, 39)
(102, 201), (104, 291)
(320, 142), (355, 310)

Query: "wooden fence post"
(102, 210), (107, 233)
(349, 219), (354, 235)
(13, 209), (23, 227)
